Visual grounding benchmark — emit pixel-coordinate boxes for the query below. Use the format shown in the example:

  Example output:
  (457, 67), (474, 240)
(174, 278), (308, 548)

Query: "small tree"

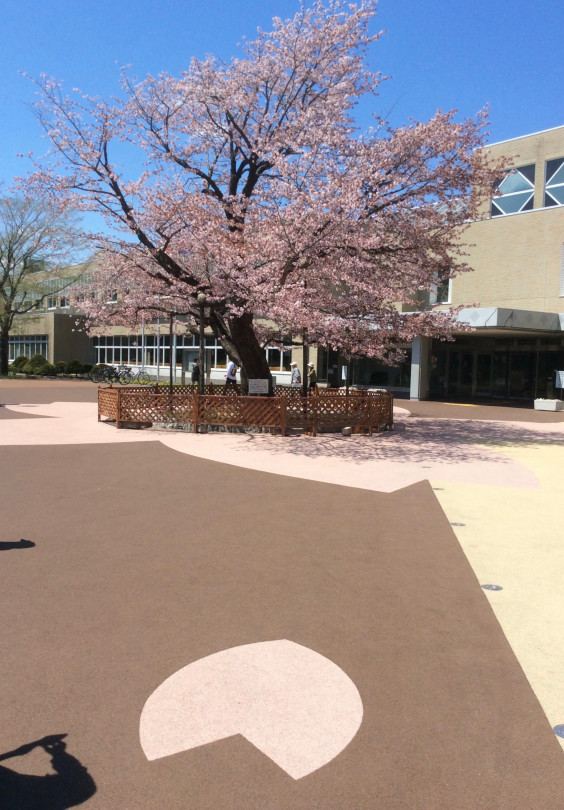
(0, 195), (85, 375)
(22, 354), (54, 376)
(29, 1), (500, 390)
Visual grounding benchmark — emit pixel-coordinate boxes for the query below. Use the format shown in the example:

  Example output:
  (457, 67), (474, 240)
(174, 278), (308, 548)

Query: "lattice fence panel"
(197, 395), (281, 428)
(319, 388), (366, 397)
(285, 397), (314, 429)
(314, 395), (372, 431)
(152, 383), (218, 395)
(120, 391), (194, 424)
(100, 386), (393, 433)
(98, 388), (119, 422)
(370, 392), (394, 429)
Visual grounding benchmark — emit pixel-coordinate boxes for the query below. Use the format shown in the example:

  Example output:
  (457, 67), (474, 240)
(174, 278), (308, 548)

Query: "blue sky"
(1, 0), (563, 187)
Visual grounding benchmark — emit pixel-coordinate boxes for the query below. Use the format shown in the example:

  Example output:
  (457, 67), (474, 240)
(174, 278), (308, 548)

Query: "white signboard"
(341, 365), (348, 381)
(248, 379), (270, 395)
(556, 370), (564, 389)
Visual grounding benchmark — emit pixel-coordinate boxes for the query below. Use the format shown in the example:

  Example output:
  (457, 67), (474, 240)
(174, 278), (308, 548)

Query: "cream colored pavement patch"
(3, 402), (538, 492)
(159, 421), (539, 492)
(1, 402), (158, 445)
(140, 640), (363, 780)
(432, 433), (564, 751)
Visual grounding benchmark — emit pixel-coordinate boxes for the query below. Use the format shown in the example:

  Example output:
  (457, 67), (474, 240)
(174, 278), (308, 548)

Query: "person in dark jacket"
(307, 363), (317, 390)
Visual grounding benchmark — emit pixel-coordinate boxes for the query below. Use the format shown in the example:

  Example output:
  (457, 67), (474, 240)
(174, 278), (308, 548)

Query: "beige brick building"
(411, 125), (564, 401)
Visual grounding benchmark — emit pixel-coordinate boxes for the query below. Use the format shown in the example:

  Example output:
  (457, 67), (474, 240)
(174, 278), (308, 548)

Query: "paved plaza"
(1, 380), (564, 808)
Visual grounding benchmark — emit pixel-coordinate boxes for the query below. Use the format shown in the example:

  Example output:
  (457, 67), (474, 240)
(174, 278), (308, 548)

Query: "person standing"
(224, 357), (238, 391)
(191, 358), (200, 387)
(290, 362), (301, 388)
(307, 362), (317, 390)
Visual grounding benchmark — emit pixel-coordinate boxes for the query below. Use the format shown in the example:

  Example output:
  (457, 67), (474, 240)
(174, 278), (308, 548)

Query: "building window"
(93, 333), (200, 367)
(491, 164), (535, 217)
(266, 346), (292, 371)
(545, 158), (564, 207)
(91, 332), (290, 373)
(560, 244), (564, 298)
(46, 295), (57, 309)
(435, 277), (451, 304)
(429, 274), (451, 305)
(59, 296), (70, 308)
(9, 335), (49, 361)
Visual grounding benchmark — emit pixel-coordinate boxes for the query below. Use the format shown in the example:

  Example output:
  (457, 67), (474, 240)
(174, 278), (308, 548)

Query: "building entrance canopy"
(456, 307), (564, 333)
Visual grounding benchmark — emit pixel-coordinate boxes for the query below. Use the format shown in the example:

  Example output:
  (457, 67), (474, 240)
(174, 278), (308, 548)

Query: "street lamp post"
(169, 312), (174, 396)
(156, 316), (160, 383)
(302, 327), (308, 398)
(197, 293), (207, 390)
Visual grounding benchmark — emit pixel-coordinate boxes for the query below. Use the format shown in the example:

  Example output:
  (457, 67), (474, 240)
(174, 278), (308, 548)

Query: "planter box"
(534, 399), (564, 411)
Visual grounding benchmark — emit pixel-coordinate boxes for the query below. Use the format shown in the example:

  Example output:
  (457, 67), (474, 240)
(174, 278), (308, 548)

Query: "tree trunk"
(0, 323), (10, 376)
(229, 312), (273, 394)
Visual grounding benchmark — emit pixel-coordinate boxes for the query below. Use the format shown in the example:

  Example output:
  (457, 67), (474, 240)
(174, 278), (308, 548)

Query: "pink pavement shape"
(139, 640), (363, 780)
(0, 401), (552, 492)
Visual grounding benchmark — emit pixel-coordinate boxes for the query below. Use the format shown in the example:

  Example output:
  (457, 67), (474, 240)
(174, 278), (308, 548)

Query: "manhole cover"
(481, 584), (503, 591)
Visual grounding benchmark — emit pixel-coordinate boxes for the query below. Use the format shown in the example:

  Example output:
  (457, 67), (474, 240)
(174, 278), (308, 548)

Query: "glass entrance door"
(475, 353), (492, 397)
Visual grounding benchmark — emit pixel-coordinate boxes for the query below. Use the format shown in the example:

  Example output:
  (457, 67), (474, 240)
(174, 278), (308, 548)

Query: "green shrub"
(54, 360), (67, 375)
(11, 355), (28, 371)
(23, 354), (49, 374)
(65, 359), (84, 376)
(81, 362), (93, 374)
(21, 354), (56, 376)
(37, 362), (56, 376)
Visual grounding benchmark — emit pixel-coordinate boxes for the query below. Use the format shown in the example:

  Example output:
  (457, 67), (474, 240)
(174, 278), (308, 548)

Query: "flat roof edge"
(485, 124), (564, 149)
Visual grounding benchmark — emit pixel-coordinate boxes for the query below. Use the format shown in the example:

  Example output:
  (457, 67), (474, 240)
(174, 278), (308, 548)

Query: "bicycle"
(103, 366), (122, 384)
(89, 365), (118, 383)
(118, 365), (151, 385)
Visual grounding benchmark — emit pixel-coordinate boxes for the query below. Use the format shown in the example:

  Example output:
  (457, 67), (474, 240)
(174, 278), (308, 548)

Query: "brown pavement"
(0, 378), (100, 404)
(2, 380), (564, 808)
(396, 396), (564, 423)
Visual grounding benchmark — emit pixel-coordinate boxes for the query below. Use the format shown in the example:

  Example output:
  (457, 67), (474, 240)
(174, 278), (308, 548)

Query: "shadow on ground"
(230, 417), (564, 467)
(0, 538), (35, 551)
(0, 735), (96, 809)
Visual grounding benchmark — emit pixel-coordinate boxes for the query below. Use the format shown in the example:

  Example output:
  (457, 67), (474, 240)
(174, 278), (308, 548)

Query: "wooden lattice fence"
(98, 385), (393, 435)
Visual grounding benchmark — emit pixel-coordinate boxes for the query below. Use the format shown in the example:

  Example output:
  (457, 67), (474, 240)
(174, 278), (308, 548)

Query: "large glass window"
(545, 158), (564, 207)
(92, 331), (291, 373)
(266, 347), (292, 371)
(491, 164), (535, 216)
(9, 335), (48, 361)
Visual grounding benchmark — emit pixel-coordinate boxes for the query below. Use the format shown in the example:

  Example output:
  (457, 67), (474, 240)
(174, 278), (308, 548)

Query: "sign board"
(556, 371), (564, 389)
(248, 378), (270, 395)
(341, 365), (348, 381)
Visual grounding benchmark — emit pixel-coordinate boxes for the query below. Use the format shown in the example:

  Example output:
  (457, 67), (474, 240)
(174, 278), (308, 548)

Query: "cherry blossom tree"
(0, 194), (85, 375)
(27, 0), (499, 390)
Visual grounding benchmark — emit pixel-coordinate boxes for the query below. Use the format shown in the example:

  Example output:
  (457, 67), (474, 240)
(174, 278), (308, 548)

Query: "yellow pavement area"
(434, 437), (564, 751)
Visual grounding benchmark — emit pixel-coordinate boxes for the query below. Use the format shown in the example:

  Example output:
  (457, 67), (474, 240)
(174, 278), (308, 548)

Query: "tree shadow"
(233, 416), (564, 467)
(0, 734), (96, 809)
(0, 539), (36, 551)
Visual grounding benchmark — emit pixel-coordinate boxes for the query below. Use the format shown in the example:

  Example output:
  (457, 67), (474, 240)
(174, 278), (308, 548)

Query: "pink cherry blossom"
(26, 1), (501, 387)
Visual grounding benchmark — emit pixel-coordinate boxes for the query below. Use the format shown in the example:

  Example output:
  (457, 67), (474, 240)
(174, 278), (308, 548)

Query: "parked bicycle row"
(89, 365), (151, 385)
